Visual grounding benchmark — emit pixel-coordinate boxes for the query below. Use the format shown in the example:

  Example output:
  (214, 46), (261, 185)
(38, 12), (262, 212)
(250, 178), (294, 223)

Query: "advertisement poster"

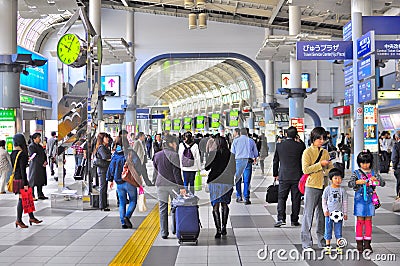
(364, 105), (378, 152)
(183, 117), (192, 130)
(290, 118), (305, 141)
(196, 116), (205, 129)
(229, 110), (239, 127)
(173, 119), (181, 131)
(164, 119), (171, 131)
(211, 114), (220, 128)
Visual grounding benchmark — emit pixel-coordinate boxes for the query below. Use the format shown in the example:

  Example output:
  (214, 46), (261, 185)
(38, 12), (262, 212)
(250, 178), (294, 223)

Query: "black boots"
(221, 204), (229, 236)
(356, 240), (364, 253)
(364, 240), (373, 253)
(212, 209), (222, 238)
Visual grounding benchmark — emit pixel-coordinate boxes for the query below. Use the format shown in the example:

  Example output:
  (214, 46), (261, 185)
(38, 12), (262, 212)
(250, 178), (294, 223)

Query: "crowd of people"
(1, 126), (399, 254)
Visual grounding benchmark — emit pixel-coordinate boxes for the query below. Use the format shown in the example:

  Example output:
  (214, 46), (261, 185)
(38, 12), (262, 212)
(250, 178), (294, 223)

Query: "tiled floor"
(0, 155), (399, 265)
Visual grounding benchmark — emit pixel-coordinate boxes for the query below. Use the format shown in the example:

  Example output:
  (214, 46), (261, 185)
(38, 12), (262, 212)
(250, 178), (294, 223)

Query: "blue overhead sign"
(345, 86), (354, 106)
(375, 40), (400, 59)
(344, 66), (353, 87)
(343, 21), (352, 41)
(136, 108), (150, 120)
(358, 79), (375, 103)
(151, 114), (165, 119)
(357, 31), (375, 58)
(363, 16), (400, 35)
(17, 46), (48, 92)
(296, 41), (353, 60)
(357, 55), (374, 81)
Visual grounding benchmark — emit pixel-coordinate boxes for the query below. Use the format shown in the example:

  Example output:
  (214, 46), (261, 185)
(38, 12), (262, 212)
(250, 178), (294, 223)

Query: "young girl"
(348, 150), (385, 253)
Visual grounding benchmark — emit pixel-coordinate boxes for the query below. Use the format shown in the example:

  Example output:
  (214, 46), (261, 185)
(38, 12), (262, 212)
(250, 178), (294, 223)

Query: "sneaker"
(336, 247), (343, 255)
(291, 222), (301, 226)
(244, 199), (252, 205)
(124, 217), (133, 228)
(122, 224), (129, 229)
(161, 235), (168, 239)
(236, 197), (243, 203)
(323, 246), (332, 255)
(274, 220), (286, 227)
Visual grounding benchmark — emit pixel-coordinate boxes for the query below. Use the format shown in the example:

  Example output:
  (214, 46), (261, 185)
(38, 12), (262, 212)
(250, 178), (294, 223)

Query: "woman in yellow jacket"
(301, 127), (333, 250)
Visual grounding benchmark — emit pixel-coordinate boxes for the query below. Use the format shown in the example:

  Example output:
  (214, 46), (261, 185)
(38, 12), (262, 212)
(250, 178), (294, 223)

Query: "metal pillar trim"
(125, 11), (135, 128)
(288, 5), (304, 119)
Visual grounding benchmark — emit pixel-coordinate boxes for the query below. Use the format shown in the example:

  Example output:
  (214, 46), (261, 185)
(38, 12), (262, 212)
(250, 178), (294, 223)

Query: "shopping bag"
(138, 186), (147, 212)
(195, 171), (202, 191)
(393, 195), (400, 212)
(20, 187), (36, 214)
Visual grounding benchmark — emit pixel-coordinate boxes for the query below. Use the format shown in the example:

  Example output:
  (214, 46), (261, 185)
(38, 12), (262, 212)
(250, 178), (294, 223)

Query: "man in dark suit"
(273, 126), (306, 227)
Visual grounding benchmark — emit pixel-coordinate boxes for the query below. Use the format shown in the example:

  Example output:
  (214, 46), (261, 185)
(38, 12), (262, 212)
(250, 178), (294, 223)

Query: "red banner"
(333, 105), (351, 116)
(290, 118), (305, 133)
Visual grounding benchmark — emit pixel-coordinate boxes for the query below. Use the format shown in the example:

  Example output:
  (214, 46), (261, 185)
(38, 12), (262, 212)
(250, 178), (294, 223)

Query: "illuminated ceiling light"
(184, 0), (195, 9)
(121, 0), (129, 7)
(196, 0), (206, 9)
(198, 13), (207, 29)
(189, 13), (197, 29)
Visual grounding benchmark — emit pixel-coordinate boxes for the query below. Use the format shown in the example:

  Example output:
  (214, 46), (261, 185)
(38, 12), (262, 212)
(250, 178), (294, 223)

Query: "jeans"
(116, 182), (138, 225)
(301, 187), (325, 249)
(235, 160), (252, 200)
(277, 180), (301, 223)
(183, 171), (196, 194)
(324, 217), (343, 240)
(235, 159), (247, 199)
(156, 186), (178, 237)
(75, 154), (83, 169)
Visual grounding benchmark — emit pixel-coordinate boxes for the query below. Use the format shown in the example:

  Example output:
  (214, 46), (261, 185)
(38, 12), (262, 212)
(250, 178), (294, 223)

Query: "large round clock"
(57, 33), (84, 66)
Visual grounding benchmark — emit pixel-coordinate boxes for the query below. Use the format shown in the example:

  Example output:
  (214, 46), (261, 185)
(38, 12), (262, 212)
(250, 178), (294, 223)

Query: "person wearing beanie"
(11, 133), (42, 228)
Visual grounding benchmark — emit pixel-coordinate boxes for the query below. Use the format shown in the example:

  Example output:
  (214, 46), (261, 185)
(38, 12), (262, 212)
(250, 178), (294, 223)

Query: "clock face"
(57, 33), (81, 65)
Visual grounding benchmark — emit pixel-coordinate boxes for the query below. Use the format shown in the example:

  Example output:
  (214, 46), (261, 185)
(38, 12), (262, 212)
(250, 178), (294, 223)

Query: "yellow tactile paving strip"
(109, 204), (160, 266)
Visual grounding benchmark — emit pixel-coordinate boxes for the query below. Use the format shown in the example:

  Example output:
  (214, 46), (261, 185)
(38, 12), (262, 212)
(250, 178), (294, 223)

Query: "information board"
(358, 79), (375, 103)
(296, 41), (353, 60)
(364, 105), (378, 152)
(211, 114), (220, 128)
(357, 55), (374, 81)
(164, 119), (171, 131)
(183, 117), (192, 130)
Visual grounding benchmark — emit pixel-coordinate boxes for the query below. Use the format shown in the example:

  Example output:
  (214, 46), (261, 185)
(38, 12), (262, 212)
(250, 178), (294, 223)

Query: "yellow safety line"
(109, 204), (160, 266)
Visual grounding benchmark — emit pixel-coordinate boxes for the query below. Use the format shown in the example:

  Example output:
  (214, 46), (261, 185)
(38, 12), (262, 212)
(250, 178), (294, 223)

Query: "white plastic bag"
(138, 186), (147, 212)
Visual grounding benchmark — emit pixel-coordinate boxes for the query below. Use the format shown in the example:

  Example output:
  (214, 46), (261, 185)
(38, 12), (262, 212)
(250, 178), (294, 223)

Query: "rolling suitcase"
(171, 193), (201, 245)
(74, 159), (86, 180)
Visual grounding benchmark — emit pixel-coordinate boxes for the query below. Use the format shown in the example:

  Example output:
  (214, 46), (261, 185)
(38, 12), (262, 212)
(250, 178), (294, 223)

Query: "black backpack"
(182, 142), (195, 167)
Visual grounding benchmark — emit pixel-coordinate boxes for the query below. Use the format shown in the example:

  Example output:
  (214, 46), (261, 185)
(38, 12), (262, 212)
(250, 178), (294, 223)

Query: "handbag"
(20, 187), (36, 213)
(298, 150), (323, 194)
(393, 194), (400, 212)
(121, 162), (140, 187)
(265, 180), (278, 203)
(7, 151), (22, 193)
(138, 186), (147, 212)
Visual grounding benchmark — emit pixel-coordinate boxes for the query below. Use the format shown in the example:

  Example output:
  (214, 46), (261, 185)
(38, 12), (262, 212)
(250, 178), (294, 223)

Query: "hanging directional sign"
(343, 21), (352, 41)
(344, 66), (353, 86)
(296, 41), (353, 60)
(358, 79), (375, 103)
(344, 86), (354, 106)
(375, 40), (400, 59)
(357, 55), (375, 81)
(281, 74), (290, 88)
(101, 75), (120, 96)
(357, 31), (375, 58)
(136, 108), (150, 119)
(281, 73), (310, 88)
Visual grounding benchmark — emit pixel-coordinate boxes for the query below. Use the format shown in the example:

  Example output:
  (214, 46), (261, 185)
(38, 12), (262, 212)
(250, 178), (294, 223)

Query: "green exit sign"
(0, 109), (15, 121)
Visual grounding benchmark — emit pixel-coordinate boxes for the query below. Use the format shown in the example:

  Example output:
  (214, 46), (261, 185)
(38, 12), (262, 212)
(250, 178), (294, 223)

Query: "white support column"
(288, 5), (304, 119)
(89, 0), (102, 120)
(125, 11), (136, 132)
(264, 28), (276, 149)
(351, 0), (372, 164)
(0, 0), (21, 131)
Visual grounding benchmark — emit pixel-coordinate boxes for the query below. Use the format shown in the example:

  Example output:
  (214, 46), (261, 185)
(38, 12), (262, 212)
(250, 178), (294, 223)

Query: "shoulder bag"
(7, 151), (23, 193)
(121, 162), (141, 187)
(298, 150), (323, 194)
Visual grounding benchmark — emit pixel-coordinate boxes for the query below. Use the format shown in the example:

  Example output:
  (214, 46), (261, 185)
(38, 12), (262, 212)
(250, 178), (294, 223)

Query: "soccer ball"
(330, 210), (344, 223)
